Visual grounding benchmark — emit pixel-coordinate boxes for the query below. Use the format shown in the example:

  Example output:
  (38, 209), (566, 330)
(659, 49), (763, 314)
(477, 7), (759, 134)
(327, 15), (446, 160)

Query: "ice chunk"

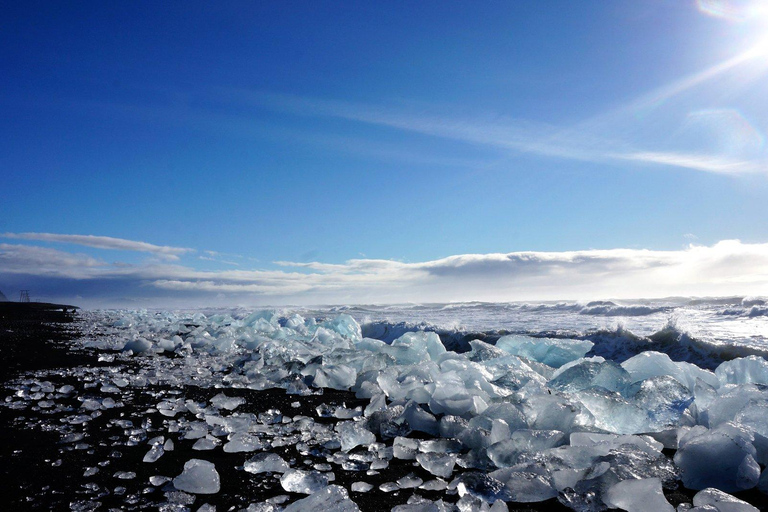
(674, 424), (760, 492)
(603, 478), (674, 512)
(452, 472), (512, 503)
(280, 469), (330, 494)
(350, 481), (373, 493)
(715, 356), (768, 386)
(573, 388), (647, 434)
(495, 335), (593, 368)
(244, 453), (289, 474)
(193, 436), (220, 451)
(143, 445), (164, 463)
(393, 437), (419, 460)
(210, 393), (245, 411)
(487, 430), (566, 468)
(547, 359), (631, 393)
(630, 375), (693, 431)
(692, 487), (759, 512)
(416, 452), (456, 478)
(392, 331), (446, 362)
(123, 338), (152, 353)
(338, 421), (376, 452)
(223, 433), (262, 453)
(173, 459), (220, 494)
(283, 485), (360, 512)
(397, 473), (424, 489)
(403, 401), (439, 435)
(622, 352), (685, 385)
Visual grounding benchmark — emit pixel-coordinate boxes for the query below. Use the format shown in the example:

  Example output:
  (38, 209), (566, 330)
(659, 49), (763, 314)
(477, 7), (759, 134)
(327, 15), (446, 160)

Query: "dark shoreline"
(1, 308), (765, 511)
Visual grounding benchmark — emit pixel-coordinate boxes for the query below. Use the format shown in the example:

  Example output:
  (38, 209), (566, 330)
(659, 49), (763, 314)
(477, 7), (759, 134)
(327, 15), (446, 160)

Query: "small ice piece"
(416, 452), (456, 478)
(193, 436), (220, 451)
(123, 338), (152, 353)
(173, 459), (220, 494)
(150, 475), (171, 486)
(420, 479), (448, 491)
(164, 439), (175, 451)
(603, 478), (674, 512)
(495, 335), (593, 368)
(244, 453), (289, 474)
(379, 482), (399, 493)
(492, 469), (557, 503)
(283, 485), (360, 512)
(143, 445), (164, 463)
(351, 481), (373, 493)
(716, 356), (768, 386)
(280, 469), (329, 494)
(397, 473), (423, 489)
(674, 424), (760, 492)
(113, 471), (136, 480)
(548, 359), (631, 393)
(403, 401), (439, 435)
(338, 421), (376, 452)
(692, 487), (759, 512)
(393, 437), (419, 460)
(223, 433), (262, 453)
(452, 472), (512, 503)
(291, 401), (301, 408)
(210, 393), (245, 411)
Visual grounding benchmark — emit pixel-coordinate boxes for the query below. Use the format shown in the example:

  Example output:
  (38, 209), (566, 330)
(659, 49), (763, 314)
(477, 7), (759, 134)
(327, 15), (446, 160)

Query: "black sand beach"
(1, 307), (764, 511)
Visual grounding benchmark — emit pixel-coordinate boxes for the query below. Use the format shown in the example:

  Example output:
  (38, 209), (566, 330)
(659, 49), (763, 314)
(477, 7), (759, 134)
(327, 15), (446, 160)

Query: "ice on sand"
(603, 478), (673, 512)
(692, 487), (760, 512)
(244, 453), (289, 474)
(674, 424), (760, 492)
(173, 459), (220, 494)
(283, 485), (360, 512)
(280, 469), (330, 494)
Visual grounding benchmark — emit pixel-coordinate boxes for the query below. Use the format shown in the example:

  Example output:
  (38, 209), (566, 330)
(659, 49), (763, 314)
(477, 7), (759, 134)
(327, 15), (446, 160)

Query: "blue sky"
(1, 1), (768, 306)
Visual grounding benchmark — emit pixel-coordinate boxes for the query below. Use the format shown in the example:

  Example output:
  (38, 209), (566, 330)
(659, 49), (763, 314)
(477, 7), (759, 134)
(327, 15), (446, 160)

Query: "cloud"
(1, 232), (194, 260)
(221, 37), (767, 177)
(2, 240), (768, 306)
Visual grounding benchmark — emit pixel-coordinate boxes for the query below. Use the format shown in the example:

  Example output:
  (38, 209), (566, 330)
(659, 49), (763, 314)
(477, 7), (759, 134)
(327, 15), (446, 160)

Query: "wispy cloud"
(1, 233), (194, 261)
(2, 240), (768, 306)
(222, 40), (767, 176)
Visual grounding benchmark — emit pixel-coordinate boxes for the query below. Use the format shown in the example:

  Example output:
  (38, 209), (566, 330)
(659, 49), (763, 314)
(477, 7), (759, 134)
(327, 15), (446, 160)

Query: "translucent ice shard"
(495, 335), (593, 368)
(674, 424), (760, 492)
(603, 478), (674, 512)
(280, 469), (330, 494)
(244, 453), (290, 474)
(416, 452), (457, 478)
(283, 485), (360, 512)
(692, 487), (759, 512)
(173, 459), (220, 494)
(338, 421), (376, 452)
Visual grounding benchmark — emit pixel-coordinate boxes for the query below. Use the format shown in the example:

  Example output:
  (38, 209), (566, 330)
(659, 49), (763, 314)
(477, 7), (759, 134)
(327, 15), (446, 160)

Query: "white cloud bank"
(2, 239), (768, 306)
(1, 232), (193, 260)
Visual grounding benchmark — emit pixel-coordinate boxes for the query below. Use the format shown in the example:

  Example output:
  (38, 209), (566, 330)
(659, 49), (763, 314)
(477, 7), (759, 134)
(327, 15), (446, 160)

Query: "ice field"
(4, 299), (768, 511)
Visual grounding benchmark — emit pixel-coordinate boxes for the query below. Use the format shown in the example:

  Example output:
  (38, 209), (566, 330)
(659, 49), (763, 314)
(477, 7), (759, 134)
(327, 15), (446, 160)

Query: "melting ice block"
(495, 335), (593, 368)
(283, 485), (360, 512)
(692, 487), (760, 512)
(547, 358), (631, 393)
(280, 469), (330, 494)
(172, 459), (220, 494)
(715, 356), (768, 386)
(244, 453), (289, 474)
(416, 452), (456, 478)
(674, 424), (761, 492)
(603, 478), (674, 512)
(338, 421), (376, 452)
